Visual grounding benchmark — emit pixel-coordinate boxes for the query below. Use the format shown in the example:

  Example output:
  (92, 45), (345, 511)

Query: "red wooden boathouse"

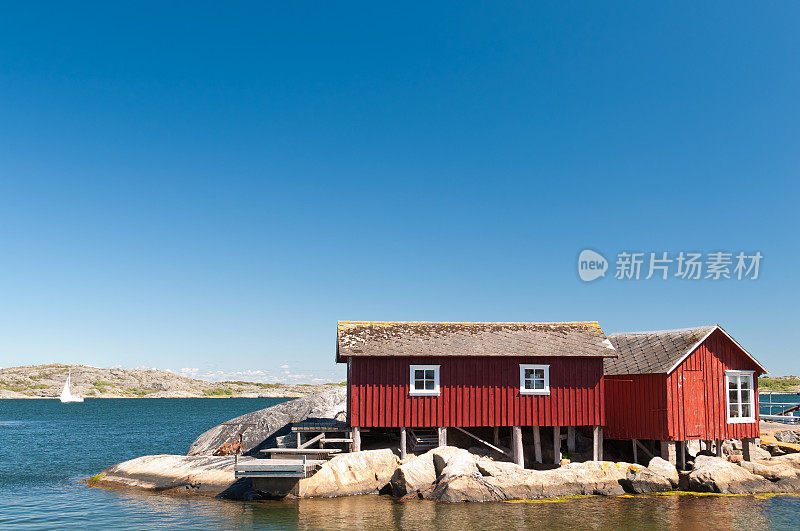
(336, 321), (618, 466)
(603, 325), (767, 467)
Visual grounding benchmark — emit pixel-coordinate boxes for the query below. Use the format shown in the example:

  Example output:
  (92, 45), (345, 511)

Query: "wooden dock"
(234, 457), (324, 479)
(233, 419), (356, 479)
(260, 447), (341, 460)
(291, 419), (350, 432)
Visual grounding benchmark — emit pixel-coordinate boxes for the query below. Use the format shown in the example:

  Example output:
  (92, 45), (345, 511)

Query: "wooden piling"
(532, 426), (542, 463)
(438, 427), (447, 447)
(400, 427), (407, 459)
(742, 438), (754, 461)
(660, 440), (677, 465)
(679, 441), (686, 470)
(512, 426), (524, 467)
(351, 427), (361, 453)
(599, 427), (603, 460)
(592, 426), (603, 461)
(553, 426), (561, 464)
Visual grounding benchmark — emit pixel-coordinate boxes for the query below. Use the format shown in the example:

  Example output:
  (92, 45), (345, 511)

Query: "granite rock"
(188, 388), (347, 455)
(293, 449), (399, 498)
(86, 454), (257, 498)
(625, 465), (673, 493)
(689, 455), (771, 494)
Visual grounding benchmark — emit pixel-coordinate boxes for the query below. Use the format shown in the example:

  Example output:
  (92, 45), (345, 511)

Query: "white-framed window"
(726, 370), (755, 423)
(409, 365), (440, 396)
(520, 364), (550, 395)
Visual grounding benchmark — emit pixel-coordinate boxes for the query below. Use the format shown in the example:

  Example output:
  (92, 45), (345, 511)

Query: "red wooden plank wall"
(603, 374), (669, 440)
(348, 356), (604, 428)
(666, 329), (762, 441)
(604, 329), (763, 442)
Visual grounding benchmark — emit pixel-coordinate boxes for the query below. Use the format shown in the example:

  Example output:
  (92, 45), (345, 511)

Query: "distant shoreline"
(0, 394), (306, 400)
(0, 363), (342, 400)
(759, 376), (800, 393)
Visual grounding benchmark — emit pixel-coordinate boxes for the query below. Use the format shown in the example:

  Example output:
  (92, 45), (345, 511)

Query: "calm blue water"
(761, 393), (800, 418)
(0, 398), (292, 529)
(1, 398), (798, 530)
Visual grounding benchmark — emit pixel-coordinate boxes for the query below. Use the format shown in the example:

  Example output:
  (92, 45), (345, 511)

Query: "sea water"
(0, 397), (798, 530)
(761, 393), (800, 418)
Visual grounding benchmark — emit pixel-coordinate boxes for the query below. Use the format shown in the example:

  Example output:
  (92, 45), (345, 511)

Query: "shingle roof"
(336, 321), (617, 362)
(604, 325), (718, 375)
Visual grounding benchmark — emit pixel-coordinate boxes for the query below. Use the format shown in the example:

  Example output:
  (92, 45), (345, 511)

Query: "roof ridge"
(338, 320), (601, 326)
(608, 325), (717, 337)
(336, 320), (614, 361)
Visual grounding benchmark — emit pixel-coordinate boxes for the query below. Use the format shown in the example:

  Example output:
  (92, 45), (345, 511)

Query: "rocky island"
(87, 389), (800, 503)
(0, 364), (340, 399)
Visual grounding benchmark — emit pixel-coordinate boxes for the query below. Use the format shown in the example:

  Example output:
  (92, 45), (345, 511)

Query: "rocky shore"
(87, 446), (800, 501)
(86, 389), (800, 503)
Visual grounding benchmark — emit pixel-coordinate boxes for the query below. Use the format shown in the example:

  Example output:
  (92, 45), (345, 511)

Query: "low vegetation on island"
(759, 376), (800, 393)
(0, 364), (340, 399)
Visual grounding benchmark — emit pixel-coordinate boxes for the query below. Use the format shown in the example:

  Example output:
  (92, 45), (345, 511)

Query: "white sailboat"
(60, 369), (84, 403)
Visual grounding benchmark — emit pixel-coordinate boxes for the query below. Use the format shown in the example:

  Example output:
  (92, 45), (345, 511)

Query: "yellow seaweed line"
(760, 434), (800, 452)
(503, 494), (597, 504)
(505, 491), (800, 503)
(650, 491), (768, 498)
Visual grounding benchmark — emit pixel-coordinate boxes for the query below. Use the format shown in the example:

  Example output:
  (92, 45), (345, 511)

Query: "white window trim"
(409, 364), (440, 396)
(725, 370), (756, 424)
(519, 364), (550, 395)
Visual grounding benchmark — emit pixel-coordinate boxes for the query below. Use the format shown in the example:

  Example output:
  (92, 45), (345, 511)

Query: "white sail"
(59, 369), (84, 403)
(60, 373), (72, 401)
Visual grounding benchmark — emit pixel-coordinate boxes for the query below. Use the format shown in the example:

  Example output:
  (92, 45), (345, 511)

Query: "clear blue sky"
(1, 3), (797, 381)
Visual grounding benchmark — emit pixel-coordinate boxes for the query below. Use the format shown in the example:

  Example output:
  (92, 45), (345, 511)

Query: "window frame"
(409, 364), (441, 396)
(519, 364), (551, 395)
(725, 370), (756, 424)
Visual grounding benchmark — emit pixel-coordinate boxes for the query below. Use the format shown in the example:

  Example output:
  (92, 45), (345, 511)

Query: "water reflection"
(7, 483), (795, 530)
(247, 493), (787, 530)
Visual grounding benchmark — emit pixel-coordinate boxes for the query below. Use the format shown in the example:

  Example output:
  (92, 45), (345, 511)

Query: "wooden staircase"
(274, 434), (296, 448)
(408, 428), (438, 453)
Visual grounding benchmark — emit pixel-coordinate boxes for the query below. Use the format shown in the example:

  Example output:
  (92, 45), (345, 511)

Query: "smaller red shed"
(603, 325), (768, 467)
